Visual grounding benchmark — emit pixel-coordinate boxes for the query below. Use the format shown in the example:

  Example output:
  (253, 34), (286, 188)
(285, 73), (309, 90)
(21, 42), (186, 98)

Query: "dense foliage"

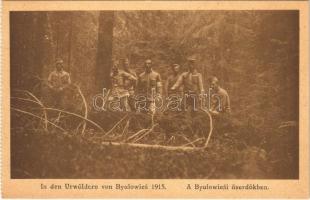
(10, 10), (299, 179)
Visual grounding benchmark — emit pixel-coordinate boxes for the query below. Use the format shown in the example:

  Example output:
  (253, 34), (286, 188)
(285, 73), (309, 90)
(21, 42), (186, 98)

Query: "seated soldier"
(47, 59), (71, 108)
(209, 76), (231, 115)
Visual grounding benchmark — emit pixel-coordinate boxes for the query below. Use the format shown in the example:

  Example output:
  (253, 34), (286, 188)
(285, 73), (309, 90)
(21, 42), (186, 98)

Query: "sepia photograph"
(9, 10), (299, 179)
(1, 1), (309, 198)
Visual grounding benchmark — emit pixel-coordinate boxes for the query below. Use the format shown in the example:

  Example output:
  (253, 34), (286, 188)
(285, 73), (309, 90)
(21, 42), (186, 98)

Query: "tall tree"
(67, 13), (74, 72)
(96, 11), (114, 91)
(10, 12), (48, 93)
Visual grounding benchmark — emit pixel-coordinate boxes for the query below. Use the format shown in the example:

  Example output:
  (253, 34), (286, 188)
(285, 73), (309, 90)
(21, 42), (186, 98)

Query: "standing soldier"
(137, 59), (163, 112)
(171, 58), (204, 111)
(120, 58), (137, 111)
(110, 62), (137, 111)
(165, 64), (183, 97)
(47, 59), (71, 108)
(209, 76), (231, 115)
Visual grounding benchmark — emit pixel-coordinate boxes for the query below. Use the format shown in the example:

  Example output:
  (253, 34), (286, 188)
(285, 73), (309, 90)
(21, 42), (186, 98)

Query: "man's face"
(211, 80), (219, 90)
(124, 59), (129, 68)
(173, 65), (180, 73)
(122, 59), (129, 69)
(56, 63), (62, 71)
(188, 62), (195, 71)
(112, 64), (119, 74)
(145, 60), (152, 72)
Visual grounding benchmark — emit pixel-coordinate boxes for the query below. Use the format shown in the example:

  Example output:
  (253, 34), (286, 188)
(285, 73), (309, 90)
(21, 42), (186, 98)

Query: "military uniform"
(123, 69), (137, 95)
(210, 87), (231, 113)
(110, 70), (137, 111)
(137, 70), (162, 112)
(166, 73), (183, 96)
(171, 69), (204, 111)
(138, 70), (162, 98)
(123, 69), (137, 111)
(47, 69), (71, 108)
(171, 70), (204, 94)
(48, 70), (71, 90)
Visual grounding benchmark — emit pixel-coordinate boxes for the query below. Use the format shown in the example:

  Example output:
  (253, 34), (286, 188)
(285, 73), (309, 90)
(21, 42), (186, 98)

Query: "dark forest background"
(10, 11), (299, 179)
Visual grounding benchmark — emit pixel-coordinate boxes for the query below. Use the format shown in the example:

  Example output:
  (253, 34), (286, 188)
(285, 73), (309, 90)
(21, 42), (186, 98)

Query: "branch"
(125, 128), (148, 142)
(176, 134), (196, 147)
(132, 123), (158, 143)
(181, 137), (204, 147)
(202, 109), (214, 149)
(100, 141), (204, 151)
(11, 107), (65, 132)
(103, 114), (128, 137)
(18, 91), (48, 131)
(11, 96), (104, 132)
(44, 107), (104, 132)
(75, 84), (88, 136)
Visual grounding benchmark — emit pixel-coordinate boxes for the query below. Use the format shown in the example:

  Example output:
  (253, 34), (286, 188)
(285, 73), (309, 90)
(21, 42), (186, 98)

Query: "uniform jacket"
(122, 69), (137, 95)
(48, 70), (71, 90)
(210, 87), (231, 113)
(137, 70), (162, 99)
(110, 69), (137, 98)
(166, 73), (183, 96)
(171, 70), (204, 94)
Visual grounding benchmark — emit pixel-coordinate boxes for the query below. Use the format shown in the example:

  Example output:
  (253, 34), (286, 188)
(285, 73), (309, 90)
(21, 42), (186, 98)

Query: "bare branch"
(103, 114), (128, 137)
(100, 141), (204, 151)
(181, 137), (204, 147)
(75, 84), (88, 136)
(132, 123), (158, 143)
(202, 109), (214, 149)
(11, 96), (104, 132)
(13, 91), (49, 131)
(11, 107), (65, 132)
(124, 128), (148, 142)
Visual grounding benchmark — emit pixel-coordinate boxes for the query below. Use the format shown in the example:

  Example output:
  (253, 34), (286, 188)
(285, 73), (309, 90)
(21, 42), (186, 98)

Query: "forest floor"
(10, 90), (298, 179)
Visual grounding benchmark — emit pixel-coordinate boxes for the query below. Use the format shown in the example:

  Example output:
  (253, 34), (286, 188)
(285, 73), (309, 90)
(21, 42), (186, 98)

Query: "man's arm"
(131, 70), (138, 79)
(61, 73), (71, 90)
(165, 77), (171, 96)
(198, 73), (204, 94)
(171, 74), (183, 90)
(131, 70), (138, 90)
(156, 73), (163, 96)
(136, 74), (142, 93)
(47, 72), (54, 89)
(122, 71), (137, 81)
(225, 92), (231, 113)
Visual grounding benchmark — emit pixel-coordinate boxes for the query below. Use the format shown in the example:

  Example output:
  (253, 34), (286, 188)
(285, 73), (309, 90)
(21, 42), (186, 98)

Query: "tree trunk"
(10, 12), (47, 93)
(32, 12), (48, 95)
(67, 13), (73, 72)
(96, 11), (114, 91)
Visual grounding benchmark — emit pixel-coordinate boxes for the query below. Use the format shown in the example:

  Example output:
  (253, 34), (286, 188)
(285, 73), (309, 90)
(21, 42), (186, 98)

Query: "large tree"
(10, 12), (49, 94)
(96, 11), (114, 91)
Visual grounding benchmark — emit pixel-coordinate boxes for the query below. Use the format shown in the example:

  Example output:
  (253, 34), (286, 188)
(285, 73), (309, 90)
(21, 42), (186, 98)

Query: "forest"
(10, 10), (299, 179)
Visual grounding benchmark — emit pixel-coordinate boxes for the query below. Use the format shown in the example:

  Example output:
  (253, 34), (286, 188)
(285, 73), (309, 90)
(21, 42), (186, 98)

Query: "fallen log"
(100, 141), (205, 151)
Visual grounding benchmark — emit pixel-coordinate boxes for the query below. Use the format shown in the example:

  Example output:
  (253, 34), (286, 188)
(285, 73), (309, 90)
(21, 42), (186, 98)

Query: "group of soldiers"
(47, 57), (231, 115)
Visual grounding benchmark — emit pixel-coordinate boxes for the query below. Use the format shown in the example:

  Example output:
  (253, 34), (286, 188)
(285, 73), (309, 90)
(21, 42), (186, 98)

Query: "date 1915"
(151, 184), (167, 190)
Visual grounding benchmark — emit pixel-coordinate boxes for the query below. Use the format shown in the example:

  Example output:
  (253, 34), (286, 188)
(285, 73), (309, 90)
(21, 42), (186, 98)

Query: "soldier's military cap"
(56, 59), (64, 65)
(187, 57), (196, 62)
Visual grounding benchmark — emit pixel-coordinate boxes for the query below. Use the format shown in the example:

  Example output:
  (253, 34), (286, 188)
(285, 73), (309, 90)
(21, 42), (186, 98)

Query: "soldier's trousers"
(50, 90), (65, 109)
(127, 95), (136, 112)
